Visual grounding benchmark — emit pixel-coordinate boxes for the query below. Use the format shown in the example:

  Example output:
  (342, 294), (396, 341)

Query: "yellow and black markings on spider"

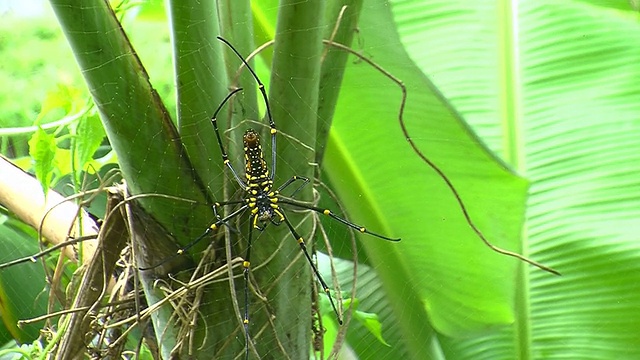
(141, 36), (400, 360)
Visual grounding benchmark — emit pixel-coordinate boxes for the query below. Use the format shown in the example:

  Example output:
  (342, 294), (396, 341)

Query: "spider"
(145, 37), (400, 359)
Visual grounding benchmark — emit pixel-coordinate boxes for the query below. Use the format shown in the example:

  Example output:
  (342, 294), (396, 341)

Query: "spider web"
(108, 2), (401, 356)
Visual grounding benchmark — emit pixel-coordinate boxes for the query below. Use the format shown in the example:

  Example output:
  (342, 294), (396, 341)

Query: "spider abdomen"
(243, 129), (270, 184)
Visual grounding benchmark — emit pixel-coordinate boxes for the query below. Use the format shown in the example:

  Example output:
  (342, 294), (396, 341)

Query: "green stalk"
(49, 0), (211, 240)
(495, 1), (531, 359)
(316, 0), (363, 165)
(168, 0), (228, 205)
(254, 0), (325, 358)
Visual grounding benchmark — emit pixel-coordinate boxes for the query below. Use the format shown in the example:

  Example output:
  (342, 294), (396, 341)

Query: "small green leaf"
(36, 83), (84, 124)
(74, 111), (105, 174)
(54, 148), (72, 177)
(28, 127), (57, 195)
(345, 298), (391, 347)
(29, 83), (90, 190)
(352, 309), (390, 347)
(319, 294), (393, 349)
(35, 89), (69, 124)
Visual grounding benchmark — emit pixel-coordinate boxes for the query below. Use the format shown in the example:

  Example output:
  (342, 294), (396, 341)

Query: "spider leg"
(211, 87), (248, 189)
(243, 217), (255, 360)
(279, 210), (343, 325)
(217, 36), (278, 182)
(213, 200), (245, 234)
(139, 203), (249, 271)
(275, 175), (310, 198)
(278, 198), (401, 242)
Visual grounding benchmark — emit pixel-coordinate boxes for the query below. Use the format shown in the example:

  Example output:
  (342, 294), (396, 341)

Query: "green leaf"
(28, 127), (57, 195)
(27, 83), (90, 193)
(73, 111), (105, 174)
(35, 85), (75, 123)
(345, 298), (391, 347)
(388, 0), (640, 359)
(326, 0), (526, 344)
(53, 148), (72, 177)
(352, 310), (390, 347)
(0, 225), (49, 343)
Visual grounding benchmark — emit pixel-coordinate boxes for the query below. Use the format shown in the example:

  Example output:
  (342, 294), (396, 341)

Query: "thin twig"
(323, 39), (560, 276)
